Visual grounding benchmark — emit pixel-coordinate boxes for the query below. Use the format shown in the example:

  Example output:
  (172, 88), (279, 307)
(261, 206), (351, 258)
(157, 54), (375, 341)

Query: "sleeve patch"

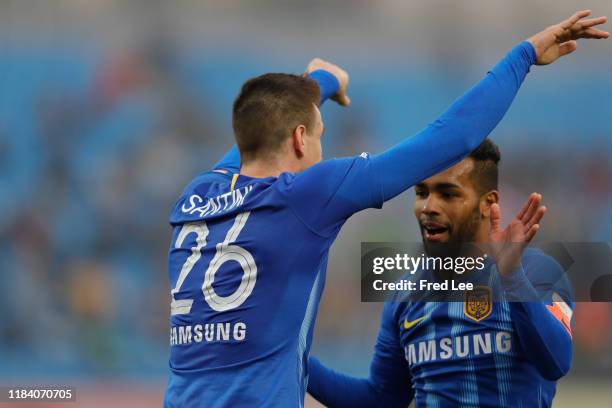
(552, 292), (573, 320)
(546, 293), (573, 337)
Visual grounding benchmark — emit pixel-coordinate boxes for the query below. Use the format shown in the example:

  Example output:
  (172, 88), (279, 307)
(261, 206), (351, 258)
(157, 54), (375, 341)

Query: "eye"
(415, 189), (427, 198)
(441, 192), (454, 199)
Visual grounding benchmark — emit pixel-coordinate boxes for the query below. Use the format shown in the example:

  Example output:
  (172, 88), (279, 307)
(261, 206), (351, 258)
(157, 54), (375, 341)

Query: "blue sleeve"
(211, 70), (340, 172)
(500, 253), (573, 381)
(289, 42), (536, 235)
(307, 303), (413, 408)
(309, 69), (341, 102)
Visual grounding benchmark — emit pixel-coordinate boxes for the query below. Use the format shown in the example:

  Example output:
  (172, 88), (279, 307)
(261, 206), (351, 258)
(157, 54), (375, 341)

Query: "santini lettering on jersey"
(181, 185), (253, 218)
(405, 331), (512, 365)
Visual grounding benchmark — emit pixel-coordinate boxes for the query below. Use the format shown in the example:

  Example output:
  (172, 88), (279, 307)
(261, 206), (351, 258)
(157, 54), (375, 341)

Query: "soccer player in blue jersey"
(308, 140), (574, 407)
(164, 10), (608, 408)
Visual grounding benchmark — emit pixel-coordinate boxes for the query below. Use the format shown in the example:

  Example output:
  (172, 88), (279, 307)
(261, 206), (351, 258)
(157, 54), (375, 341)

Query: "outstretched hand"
(305, 58), (351, 106)
(488, 193), (546, 276)
(528, 10), (609, 65)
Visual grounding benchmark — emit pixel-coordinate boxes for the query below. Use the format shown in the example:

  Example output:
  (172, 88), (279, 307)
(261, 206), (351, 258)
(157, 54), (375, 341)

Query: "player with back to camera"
(163, 10), (608, 408)
(308, 139), (574, 407)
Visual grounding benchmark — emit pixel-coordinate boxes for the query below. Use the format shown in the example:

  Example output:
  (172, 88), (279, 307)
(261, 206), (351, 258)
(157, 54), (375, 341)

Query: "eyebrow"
(436, 183), (463, 191)
(417, 182), (461, 190)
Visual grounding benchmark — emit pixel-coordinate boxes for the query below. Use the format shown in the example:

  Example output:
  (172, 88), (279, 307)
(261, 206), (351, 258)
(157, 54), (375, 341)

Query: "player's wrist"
(520, 40), (538, 65)
(499, 263), (537, 301)
(513, 40), (538, 67)
(308, 69), (341, 104)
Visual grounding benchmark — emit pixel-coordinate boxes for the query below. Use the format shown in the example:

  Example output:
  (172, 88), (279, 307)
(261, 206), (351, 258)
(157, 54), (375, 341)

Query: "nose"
(422, 195), (441, 216)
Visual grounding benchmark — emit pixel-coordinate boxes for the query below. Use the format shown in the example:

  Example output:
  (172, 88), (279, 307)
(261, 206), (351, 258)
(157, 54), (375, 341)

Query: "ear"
(292, 125), (307, 158)
(480, 190), (499, 219)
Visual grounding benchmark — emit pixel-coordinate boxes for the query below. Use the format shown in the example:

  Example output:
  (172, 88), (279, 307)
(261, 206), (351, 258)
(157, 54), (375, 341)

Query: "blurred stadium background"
(0, 0), (610, 406)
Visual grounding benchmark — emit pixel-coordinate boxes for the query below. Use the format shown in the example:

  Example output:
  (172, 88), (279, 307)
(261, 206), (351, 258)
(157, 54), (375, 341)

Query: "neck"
(240, 158), (301, 179)
(473, 222), (491, 247)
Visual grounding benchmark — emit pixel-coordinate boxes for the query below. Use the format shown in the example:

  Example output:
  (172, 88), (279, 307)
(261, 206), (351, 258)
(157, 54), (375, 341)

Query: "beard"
(423, 202), (481, 259)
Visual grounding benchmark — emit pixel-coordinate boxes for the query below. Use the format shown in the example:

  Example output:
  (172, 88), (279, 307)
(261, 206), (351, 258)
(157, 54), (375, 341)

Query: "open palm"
(528, 10), (609, 65)
(488, 193), (546, 276)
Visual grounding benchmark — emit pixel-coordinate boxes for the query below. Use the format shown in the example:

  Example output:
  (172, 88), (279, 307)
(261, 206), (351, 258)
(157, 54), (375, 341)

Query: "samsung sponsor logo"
(404, 331), (512, 365)
(170, 322), (247, 346)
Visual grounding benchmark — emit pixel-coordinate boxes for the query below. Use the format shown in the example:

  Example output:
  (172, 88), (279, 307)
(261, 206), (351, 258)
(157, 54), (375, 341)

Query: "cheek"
(443, 204), (466, 226)
(452, 201), (480, 231)
(413, 200), (422, 217)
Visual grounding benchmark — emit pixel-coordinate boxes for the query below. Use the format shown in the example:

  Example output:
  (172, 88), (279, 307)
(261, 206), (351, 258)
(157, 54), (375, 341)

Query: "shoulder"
(180, 170), (233, 196)
(280, 154), (375, 194)
(521, 247), (573, 302)
(383, 298), (409, 324)
(169, 170), (233, 223)
(521, 247), (564, 276)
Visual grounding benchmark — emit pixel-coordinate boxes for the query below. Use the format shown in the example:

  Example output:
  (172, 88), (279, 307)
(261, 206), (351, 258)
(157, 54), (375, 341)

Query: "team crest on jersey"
(464, 286), (492, 322)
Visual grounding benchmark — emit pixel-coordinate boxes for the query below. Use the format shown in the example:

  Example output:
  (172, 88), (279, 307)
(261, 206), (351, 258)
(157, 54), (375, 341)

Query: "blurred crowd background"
(0, 0), (610, 406)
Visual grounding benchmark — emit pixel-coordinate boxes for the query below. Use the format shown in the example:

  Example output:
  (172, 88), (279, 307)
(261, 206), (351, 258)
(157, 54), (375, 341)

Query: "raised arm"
(370, 40), (534, 201)
(307, 303), (413, 408)
(374, 9), (608, 201)
(288, 11), (608, 235)
(489, 193), (574, 380)
(503, 259), (573, 380)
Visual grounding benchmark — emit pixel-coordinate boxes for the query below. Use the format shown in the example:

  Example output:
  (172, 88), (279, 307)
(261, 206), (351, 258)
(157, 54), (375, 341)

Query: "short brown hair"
(232, 73), (320, 163)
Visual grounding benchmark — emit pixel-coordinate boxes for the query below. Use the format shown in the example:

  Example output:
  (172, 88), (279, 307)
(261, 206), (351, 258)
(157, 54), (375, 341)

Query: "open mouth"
(421, 221), (449, 242)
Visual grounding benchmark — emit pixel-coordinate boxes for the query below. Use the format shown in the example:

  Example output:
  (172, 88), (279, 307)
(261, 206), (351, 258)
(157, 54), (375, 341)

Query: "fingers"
(490, 203), (502, 233)
(558, 40), (578, 57)
(305, 58), (323, 74)
(332, 94), (351, 107)
(525, 224), (540, 243)
(525, 205), (546, 230)
(520, 193), (541, 225)
(566, 14), (609, 40)
(580, 27), (610, 39)
(306, 58), (351, 107)
(517, 193), (539, 222)
(561, 10), (592, 30)
(516, 193), (536, 220)
(305, 57), (339, 74)
(579, 16), (608, 28)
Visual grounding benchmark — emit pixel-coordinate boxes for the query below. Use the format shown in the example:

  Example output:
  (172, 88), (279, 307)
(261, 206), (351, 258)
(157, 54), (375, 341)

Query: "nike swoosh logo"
(403, 316), (426, 330)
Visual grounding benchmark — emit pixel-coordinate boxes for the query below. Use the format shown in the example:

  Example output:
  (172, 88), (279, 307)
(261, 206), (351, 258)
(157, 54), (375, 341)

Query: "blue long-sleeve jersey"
(164, 41), (536, 407)
(308, 249), (574, 408)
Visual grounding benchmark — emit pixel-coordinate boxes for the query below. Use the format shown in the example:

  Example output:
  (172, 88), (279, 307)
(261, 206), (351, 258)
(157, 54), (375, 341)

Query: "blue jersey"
(165, 154), (384, 408)
(308, 249), (574, 408)
(165, 42), (536, 407)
